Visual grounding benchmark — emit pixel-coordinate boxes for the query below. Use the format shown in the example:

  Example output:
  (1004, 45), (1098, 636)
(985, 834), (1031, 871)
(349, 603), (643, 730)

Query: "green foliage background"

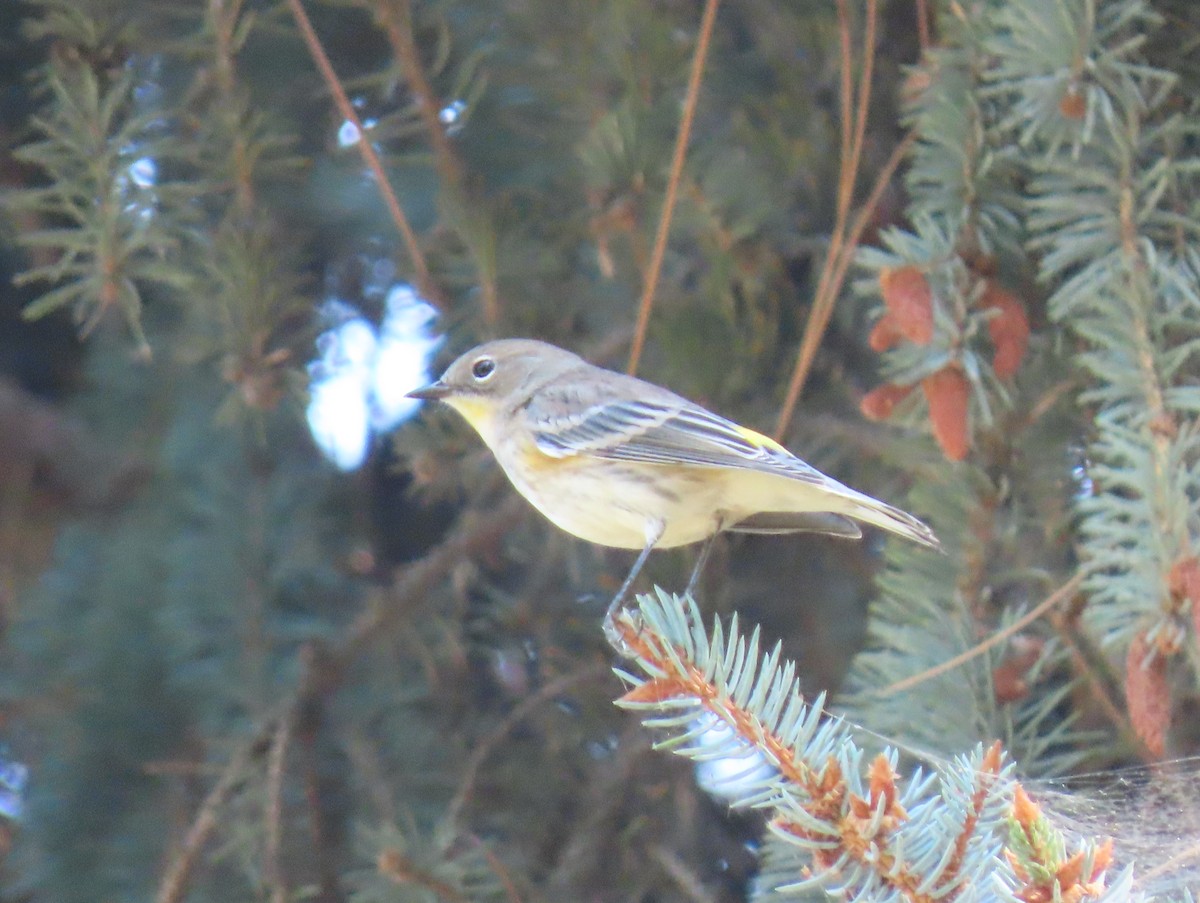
(0, 0), (1198, 900)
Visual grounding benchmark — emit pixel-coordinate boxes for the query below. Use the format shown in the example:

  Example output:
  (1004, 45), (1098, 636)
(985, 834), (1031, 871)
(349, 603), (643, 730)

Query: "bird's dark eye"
(471, 357), (496, 380)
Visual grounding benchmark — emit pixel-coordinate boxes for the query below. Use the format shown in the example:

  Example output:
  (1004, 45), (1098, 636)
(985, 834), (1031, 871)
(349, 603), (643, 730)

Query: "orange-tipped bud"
(867, 753), (899, 813)
(620, 678), (690, 705)
(1011, 784), (1041, 833)
(1059, 84), (1086, 120)
(1169, 555), (1200, 609)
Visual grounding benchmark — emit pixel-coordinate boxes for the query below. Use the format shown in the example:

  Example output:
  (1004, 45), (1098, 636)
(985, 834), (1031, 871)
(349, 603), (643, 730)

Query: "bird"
(408, 338), (938, 629)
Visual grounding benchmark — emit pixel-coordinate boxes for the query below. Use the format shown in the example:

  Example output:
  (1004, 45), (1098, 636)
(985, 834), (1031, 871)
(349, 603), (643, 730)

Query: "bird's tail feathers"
(837, 489), (941, 550)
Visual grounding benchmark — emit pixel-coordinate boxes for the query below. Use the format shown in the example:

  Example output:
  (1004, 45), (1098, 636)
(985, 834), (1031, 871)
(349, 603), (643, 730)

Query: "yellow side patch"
(734, 424), (788, 453)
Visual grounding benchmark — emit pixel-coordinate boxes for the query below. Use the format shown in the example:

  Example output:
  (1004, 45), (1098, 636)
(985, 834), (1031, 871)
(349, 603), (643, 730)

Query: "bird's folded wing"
(526, 394), (826, 486)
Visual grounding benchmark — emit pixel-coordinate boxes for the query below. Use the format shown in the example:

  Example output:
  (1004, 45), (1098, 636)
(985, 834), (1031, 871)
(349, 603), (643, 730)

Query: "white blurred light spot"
(338, 120), (361, 147)
(306, 287), (443, 471)
(439, 100), (465, 125)
(370, 285), (441, 430)
(129, 156), (157, 188)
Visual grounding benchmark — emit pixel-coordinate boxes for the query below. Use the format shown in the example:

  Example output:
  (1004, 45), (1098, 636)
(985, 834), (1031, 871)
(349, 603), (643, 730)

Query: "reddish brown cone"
(868, 314), (905, 352)
(879, 266), (934, 345)
(980, 281), (1030, 379)
(921, 366), (971, 461)
(860, 382), (915, 422)
(1126, 632), (1169, 758)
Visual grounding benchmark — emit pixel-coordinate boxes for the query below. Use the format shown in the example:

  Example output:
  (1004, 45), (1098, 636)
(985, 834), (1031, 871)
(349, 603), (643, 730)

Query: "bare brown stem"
(284, 0), (445, 311)
(875, 572), (1083, 697)
(445, 663), (608, 826)
(265, 716), (292, 903)
(155, 729), (268, 903)
(774, 130), (909, 440)
(627, 0), (721, 375)
(373, 0), (500, 325)
(774, 0), (880, 439)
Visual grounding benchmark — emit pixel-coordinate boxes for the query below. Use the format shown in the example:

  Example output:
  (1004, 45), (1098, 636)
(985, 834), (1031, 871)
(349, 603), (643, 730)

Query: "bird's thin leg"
(604, 518), (665, 647)
(684, 522), (724, 600)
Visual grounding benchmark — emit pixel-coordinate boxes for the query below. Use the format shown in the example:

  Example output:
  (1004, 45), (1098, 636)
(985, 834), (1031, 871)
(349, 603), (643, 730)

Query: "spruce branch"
(155, 723), (276, 903)
(609, 589), (1121, 902)
(9, 5), (193, 358)
(987, 0), (1200, 741)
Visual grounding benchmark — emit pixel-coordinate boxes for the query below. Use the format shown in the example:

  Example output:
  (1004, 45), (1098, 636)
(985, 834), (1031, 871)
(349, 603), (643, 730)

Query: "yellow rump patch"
(733, 424), (789, 453)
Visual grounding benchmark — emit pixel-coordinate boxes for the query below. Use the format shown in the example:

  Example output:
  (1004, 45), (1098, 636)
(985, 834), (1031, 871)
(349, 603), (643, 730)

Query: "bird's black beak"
(406, 380), (451, 401)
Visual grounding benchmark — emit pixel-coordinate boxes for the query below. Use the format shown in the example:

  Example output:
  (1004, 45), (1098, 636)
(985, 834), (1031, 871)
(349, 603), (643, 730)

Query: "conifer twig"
(610, 592), (1019, 900)
(154, 498), (523, 903)
(283, 0), (445, 311)
(627, 0), (721, 376)
(207, 0), (255, 215)
(373, 0), (464, 188)
(874, 572), (1083, 697)
(612, 592), (1125, 899)
(1049, 605), (1152, 759)
(377, 849), (468, 902)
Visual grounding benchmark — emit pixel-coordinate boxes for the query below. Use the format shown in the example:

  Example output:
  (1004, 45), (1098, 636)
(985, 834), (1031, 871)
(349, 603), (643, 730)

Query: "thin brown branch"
(445, 662), (609, 826)
(849, 0), (879, 206)
(373, 0), (500, 325)
(1049, 605), (1151, 759)
(207, 0), (255, 215)
(265, 716), (292, 903)
(875, 572), (1084, 698)
(374, 0), (464, 187)
(283, 0), (445, 311)
(835, 0), (854, 192)
(822, 132), (914, 317)
(915, 0), (931, 52)
(156, 728), (271, 903)
(650, 845), (717, 903)
(469, 834), (526, 903)
(774, 131), (911, 439)
(298, 693), (343, 903)
(627, 0), (721, 375)
(378, 849), (468, 903)
(774, 0), (881, 439)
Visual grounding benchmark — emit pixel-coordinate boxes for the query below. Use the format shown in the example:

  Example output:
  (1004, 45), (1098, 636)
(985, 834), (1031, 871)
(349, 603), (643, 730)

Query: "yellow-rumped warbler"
(408, 339), (938, 620)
